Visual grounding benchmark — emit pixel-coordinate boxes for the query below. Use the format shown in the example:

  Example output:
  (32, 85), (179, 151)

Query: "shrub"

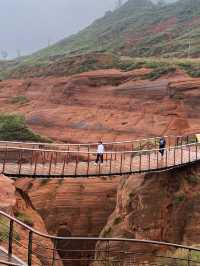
(144, 66), (177, 80)
(14, 211), (34, 227)
(0, 217), (20, 242)
(129, 192), (135, 198)
(173, 193), (186, 207)
(113, 217), (122, 225)
(172, 93), (185, 100)
(0, 113), (50, 142)
(102, 227), (112, 237)
(163, 248), (200, 266)
(10, 95), (29, 105)
(40, 179), (50, 186)
(185, 175), (199, 184)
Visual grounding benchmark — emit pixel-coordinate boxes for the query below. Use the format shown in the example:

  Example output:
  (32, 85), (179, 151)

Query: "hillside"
(31, 0), (200, 60)
(1, 0), (200, 80)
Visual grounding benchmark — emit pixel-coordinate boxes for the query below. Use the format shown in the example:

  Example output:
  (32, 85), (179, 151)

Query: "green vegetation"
(0, 217), (20, 242)
(173, 193), (186, 206)
(0, 113), (50, 142)
(102, 226), (112, 237)
(185, 175), (200, 184)
(129, 192), (135, 198)
(10, 95), (29, 105)
(23, 0), (200, 60)
(171, 92), (185, 100)
(144, 66), (176, 80)
(178, 62), (200, 78)
(113, 217), (122, 225)
(14, 211), (34, 227)
(40, 179), (50, 186)
(163, 248), (200, 266)
(1, 0), (200, 80)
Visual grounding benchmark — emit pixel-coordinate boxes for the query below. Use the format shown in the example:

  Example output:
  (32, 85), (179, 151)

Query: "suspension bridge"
(0, 134), (200, 264)
(0, 133), (199, 178)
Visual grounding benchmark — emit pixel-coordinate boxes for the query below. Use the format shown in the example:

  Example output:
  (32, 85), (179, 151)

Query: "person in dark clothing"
(159, 137), (166, 157)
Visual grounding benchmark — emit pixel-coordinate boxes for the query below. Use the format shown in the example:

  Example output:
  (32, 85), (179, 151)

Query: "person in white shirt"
(95, 141), (104, 165)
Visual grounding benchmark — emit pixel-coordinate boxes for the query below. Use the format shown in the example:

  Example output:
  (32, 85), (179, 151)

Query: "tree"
(1, 50), (8, 60)
(116, 0), (123, 9)
(157, 0), (166, 6)
(16, 49), (21, 58)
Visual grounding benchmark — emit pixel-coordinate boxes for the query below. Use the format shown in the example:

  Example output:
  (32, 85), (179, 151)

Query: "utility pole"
(187, 39), (191, 58)
(48, 38), (51, 47)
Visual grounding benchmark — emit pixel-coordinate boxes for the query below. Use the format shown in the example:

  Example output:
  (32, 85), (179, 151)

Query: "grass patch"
(185, 175), (200, 184)
(14, 211), (34, 227)
(0, 113), (50, 142)
(171, 92), (185, 100)
(113, 217), (122, 225)
(102, 227), (112, 237)
(178, 62), (200, 78)
(143, 66), (177, 80)
(0, 217), (20, 242)
(129, 192), (135, 198)
(163, 248), (200, 266)
(10, 95), (29, 105)
(40, 179), (50, 186)
(173, 193), (186, 207)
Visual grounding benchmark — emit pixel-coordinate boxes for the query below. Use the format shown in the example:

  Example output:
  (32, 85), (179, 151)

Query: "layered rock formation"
(0, 175), (62, 265)
(96, 161), (200, 264)
(15, 177), (119, 236)
(0, 175), (16, 213)
(0, 69), (200, 144)
(15, 176), (119, 265)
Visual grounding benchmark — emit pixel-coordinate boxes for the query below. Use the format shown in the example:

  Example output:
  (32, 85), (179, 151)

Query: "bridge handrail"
(0, 132), (197, 147)
(0, 260), (21, 266)
(0, 142), (198, 155)
(0, 210), (200, 253)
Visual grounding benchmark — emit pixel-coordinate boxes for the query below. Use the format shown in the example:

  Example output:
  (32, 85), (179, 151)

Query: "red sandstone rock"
(0, 175), (16, 213)
(15, 177), (119, 266)
(0, 72), (200, 143)
(96, 161), (200, 264)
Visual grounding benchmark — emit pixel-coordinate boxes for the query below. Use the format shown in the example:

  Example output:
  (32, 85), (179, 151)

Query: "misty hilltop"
(32, 0), (200, 59)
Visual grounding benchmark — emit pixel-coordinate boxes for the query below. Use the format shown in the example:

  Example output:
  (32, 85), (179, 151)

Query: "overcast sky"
(0, 0), (118, 58)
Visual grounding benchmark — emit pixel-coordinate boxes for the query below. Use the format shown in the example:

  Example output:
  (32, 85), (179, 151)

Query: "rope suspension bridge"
(0, 133), (199, 178)
(0, 210), (200, 265)
(0, 134), (200, 264)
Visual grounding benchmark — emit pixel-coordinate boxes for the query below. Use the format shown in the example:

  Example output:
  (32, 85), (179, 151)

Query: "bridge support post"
(189, 145), (191, 163)
(187, 249), (191, 266)
(8, 220), (14, 258)
(2, 147), (8, 174)
(109, 153), (113, 174)
(196, 143), (198, 161)
(52, 239), (57, 266)
(28, 231), (33, 266)
(106, 240), (110, 266)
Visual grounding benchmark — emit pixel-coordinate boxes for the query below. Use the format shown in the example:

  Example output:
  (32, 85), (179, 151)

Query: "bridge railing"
(0, 261), (21, 266)
(0, 210), (200, 265)
(0, 133), (198, 153)
(0, 141), (200, 177)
